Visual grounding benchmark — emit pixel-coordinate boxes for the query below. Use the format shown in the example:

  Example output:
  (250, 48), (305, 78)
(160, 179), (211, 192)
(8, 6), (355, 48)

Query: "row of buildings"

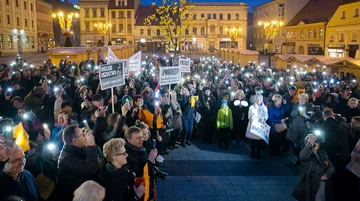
(253, 0), (360, 59)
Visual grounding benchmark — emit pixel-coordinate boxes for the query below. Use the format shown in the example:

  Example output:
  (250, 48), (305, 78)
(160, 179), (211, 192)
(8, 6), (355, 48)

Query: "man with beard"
(199, 86), (217, 144)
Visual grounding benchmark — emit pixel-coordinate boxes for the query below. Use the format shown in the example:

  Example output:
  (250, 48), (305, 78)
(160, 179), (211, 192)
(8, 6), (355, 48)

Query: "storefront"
(328, 44), (345, 58)
(111, 38), (127, 45)
(349, 44), (359, 58)
(308, 44), (323, 55)
(281, 42), (295, 54)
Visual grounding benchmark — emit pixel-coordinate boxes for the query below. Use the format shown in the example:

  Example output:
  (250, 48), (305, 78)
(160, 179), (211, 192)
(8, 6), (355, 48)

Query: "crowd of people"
(0, 53), (359, 201)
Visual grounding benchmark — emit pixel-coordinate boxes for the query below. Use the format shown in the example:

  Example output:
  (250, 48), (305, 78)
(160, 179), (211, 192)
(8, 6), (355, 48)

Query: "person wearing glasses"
(103, 138), (145, 201)
(58, 125), (101, 201)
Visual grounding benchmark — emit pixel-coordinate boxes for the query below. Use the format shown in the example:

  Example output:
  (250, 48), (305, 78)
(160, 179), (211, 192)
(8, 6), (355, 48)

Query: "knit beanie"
(122, 95), (133, 106)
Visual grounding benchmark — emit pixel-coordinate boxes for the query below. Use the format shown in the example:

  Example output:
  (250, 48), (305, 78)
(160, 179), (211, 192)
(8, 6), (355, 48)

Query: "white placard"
(179, 58), (191, 72)
(250, 121), (270, 144)
(159, 66), (181, 85)
(129, 51), (142, 72)
(107, 47), (129, 77)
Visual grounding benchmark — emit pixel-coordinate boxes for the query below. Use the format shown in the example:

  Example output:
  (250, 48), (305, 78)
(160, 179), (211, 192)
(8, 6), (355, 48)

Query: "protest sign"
(347, 139), (360, 178)
(129, 51), (142, 72)
(250, 121), (270, 144)
(159, 66), (181, 85)
(179, 58), (191, 72)
(107, 47), (129, 77)
(99, 61), (126, 90)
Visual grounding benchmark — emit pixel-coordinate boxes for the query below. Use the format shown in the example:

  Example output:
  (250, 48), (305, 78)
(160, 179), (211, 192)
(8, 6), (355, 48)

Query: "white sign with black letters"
(129, 51), (142, 72)
(159, 66), (181, 85)
(99, 61), (126, 90)
(179, 58), (191, 72)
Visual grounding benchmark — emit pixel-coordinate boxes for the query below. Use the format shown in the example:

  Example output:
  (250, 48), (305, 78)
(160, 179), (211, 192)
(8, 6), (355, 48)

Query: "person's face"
(141, 128), (149, 141)
(15, 72), (21, 79)
(128, 131), (144, 148)
(135, 98), (143, 107)
(289, 89), (296, 97)
(124, 86), (128, 94)
(6, 148), (26, 175)
(72, 128), (87, 147)
(351, 119), (359, 128)
(112, 146), (128, 167)
(13, 100), (23, 109)
(299, 97), (307, 105)
(205, 90), (211, 96)
(275, 99), (282, 107)
(349, 101), (357, 109)
(13, 84), (20, 90)
(17, 109), (26, 117)
(93, 100), (104, 108)
(256, 99), (263, 105)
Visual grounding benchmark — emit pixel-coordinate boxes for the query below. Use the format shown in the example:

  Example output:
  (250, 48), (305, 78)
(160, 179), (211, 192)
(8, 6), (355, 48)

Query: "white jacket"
(246, 103), (268, 140)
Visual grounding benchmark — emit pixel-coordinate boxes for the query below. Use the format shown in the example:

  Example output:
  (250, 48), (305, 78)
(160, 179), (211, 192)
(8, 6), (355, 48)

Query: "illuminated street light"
(52, 11), (79, 35)
(257, 20), (284, 44)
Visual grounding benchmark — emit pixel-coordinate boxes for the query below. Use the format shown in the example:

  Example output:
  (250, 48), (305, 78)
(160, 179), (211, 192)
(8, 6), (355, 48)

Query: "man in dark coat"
(57, 125), (101, 201)
(199, 86), (217, 144)
(321, 108), (351, 201)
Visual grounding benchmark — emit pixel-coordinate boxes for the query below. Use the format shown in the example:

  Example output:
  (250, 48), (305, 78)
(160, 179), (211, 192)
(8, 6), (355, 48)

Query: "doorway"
(348, 45), (359, 58)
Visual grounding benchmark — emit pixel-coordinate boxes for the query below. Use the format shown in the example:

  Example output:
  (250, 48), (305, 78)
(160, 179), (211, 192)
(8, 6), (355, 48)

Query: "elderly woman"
(292, 134), (335, 201)
(73, 180), (105, 201)
(287, 93), (314, 165)
(102, 138), (145, 201)
(268, 94), (288, 156)
(246, 94), (268, 159)
(344, 98), (360, 123)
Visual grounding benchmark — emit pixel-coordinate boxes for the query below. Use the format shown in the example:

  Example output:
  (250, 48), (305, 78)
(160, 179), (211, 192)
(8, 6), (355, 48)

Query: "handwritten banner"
(129, 51), (142, 72)
(250, 121), (270, 144)
(159, 66), (181, 85)
(179, 58), (191, 72)
(99, 61), (126, 90)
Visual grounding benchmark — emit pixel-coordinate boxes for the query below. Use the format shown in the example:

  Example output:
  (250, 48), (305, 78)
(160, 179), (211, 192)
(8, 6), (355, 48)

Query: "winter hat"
(221, 100), (227, 105)
(143, 82), (150, 87)
(122, 95), (133, 106)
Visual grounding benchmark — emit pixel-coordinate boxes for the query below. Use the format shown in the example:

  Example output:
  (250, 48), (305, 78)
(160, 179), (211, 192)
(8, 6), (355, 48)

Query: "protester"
(73, 180), (105, 201)
(216, 100), (233, 150)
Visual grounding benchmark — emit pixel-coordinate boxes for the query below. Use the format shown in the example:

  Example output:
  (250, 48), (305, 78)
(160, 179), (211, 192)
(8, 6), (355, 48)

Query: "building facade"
(325, 0), (360, 58)
(0, 0), (38, 56)
(134, 2), (248, 53)
(253, 0), (309, 53)
(36, 0), (54, 53)
(79, 0), (111, 46)
(284, 0), (343, 55)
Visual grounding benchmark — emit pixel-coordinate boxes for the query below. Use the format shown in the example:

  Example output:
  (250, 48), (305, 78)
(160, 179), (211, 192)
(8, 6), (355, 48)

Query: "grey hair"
(73, 180), (105, 201)
(254, 94), (263, 102)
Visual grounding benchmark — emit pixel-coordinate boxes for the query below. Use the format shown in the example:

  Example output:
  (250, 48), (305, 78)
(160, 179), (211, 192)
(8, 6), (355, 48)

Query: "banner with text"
(179, 58), (191, 72)
(129, 51), (142, 72)
(99, 61), (126, 90)
(250, 121), (270, 144)
(107, 47), (129, 77)
(159, 66), (181, 85)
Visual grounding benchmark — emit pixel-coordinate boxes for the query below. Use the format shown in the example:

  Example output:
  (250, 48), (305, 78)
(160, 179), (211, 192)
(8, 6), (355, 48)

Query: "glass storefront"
(328, 49), (344, 58)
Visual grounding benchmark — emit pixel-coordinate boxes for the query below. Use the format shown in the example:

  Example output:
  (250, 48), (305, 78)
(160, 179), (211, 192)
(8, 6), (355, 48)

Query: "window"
(30, 3), (33, 11)
(140, 29), (144, 36)
(129, 41), (132, 45)
(6, 0), (10, 5)
(127, 11), (132, 18)
(193, 27), (197, 35)
(100, 9), (105, 17)
(300, 30), (304, 39)
(314, 29), (317, 38)
(201, 14), (204, 19)
(0, 35), (3, 49)
(213, 14), (216, 19)
(112, 24), (116, 32)
(319, 28), (323, 38)
(227, 26), (230, 35)
(352, 32), (357, 42)
(235, 14), (239, 20)
(7, 15), (10, 24)
(219, 26), (223, 35)
(31, 36), (34, 48)
(85, 9), (90, 17)
(330, 33), (334, 42)
(207, 14), (211, 19)
(25, 18), (28, 27)
(119, 11), (124, 18)
(308, 30), (312, 38)
(339, 33), (344, 42)
(85, 22), (90, 31)
(119, 24), (124, 32)
(16, 0), (19, 7)
(227, 14), (231, 20)
(220, 14), (223, 20)
(111, 11), (116, 18)
(93, 9), (97, 17)
(210, 25), (215, 35)
(127, 24), (132, 33)
(8, 35), (12, 48)
(193, 15), (196, 20)
(156, 29), (160, 36)
(341, 10), (346, 19)
(31, 20), (34, 28)
(355, 8), (359, 17)
(147, 29), (151, 36)
(201, 27), (205, 35)
(24, 1), (27, 10)
(17, 17), (20, 26)
(26, 36), (29, 48)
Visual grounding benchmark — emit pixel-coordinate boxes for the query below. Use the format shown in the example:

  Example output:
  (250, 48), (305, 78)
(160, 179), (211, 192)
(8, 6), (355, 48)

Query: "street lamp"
(52, 11), (79, 36)
(94, 23), (111, 46)
(225, 27), (242, 48)
(258, 20), (284, 45)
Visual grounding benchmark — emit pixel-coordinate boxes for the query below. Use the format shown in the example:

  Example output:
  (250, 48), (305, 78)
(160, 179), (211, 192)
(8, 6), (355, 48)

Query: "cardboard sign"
(129, 51), (142, 72)
(99, 61), (126, 90)
(250, 121), (270, 144)
(347, 139), (360, 178)
(159, 66), (181, 85)
(179, 58), (191, 72)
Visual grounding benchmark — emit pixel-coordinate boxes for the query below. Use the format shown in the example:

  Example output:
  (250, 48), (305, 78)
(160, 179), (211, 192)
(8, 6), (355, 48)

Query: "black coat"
(292, 144), (335, 201)
(124, 142), (149, 178)
(57, 145), (100, 201)
(103, 163), (139, 201)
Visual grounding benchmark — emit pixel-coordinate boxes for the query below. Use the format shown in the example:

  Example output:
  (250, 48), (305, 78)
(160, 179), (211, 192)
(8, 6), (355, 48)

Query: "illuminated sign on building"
(74, 5), (80, 10)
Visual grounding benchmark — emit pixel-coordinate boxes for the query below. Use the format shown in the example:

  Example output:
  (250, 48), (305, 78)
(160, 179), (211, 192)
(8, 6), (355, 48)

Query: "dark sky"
(67, 0), (270, 12)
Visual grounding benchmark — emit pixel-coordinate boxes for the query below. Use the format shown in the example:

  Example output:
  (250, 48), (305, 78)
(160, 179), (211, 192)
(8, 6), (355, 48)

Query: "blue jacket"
(268, 105), (286, 133)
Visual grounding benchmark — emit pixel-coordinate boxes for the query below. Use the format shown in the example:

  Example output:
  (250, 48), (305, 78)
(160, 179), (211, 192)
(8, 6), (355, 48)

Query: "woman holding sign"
(246, 94), (268, 159)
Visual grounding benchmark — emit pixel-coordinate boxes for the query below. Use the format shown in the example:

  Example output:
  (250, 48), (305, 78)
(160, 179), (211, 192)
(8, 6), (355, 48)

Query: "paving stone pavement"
(156, 140), (299, 201)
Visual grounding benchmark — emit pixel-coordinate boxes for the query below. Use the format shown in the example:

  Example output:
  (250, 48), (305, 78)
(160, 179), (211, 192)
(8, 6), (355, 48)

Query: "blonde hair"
(236, 90), (245, 100)
(103, 138), (126, 163)
(298, 93), (309, 101)
(73, 180), (105, 201)
(272, 94), (283, 103)
(348, 98), (358, 106)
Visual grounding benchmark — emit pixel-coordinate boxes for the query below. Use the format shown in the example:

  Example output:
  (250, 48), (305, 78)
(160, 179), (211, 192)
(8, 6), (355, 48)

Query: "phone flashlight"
(152, 139), (157, 149)
(48, 80), (52, 84)
(4, 126), (14, 147)
(231, 92), (235, 96)
(47, 143), (56, 150)
(22, 113), (29, 120)
(314, 130), (321, 136)
(7, 88), (13, 92)
(54, 87), (59, 92)
(155, 101), (159, 106)
(42, 123), (48, 129)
